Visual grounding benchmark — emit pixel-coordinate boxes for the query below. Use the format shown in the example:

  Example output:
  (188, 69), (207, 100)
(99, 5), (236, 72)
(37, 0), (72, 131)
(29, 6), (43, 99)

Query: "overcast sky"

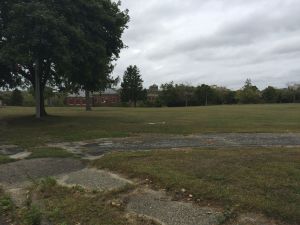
(113, 0), (300, 90)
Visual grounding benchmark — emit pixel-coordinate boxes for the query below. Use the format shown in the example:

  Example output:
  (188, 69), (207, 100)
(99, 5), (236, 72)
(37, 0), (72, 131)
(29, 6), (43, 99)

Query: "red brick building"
(93, 89), (120, 106)
(66, 89), (120, 107)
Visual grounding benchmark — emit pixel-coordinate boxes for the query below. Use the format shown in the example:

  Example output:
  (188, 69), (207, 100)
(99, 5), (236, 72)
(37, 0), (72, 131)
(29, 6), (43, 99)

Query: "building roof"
(68, 88), (118, 97)
(101, 88), (118, 95)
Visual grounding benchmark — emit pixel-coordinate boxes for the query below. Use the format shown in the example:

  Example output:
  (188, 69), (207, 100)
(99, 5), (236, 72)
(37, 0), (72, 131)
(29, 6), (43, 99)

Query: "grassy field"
(1, 105), (300, 224)
(94, 148), (300, 224)
(0, 104), (300, 147)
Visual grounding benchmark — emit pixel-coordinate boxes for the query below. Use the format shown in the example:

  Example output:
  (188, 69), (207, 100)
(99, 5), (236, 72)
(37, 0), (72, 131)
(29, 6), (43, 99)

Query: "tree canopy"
(0, 0), (129, 117)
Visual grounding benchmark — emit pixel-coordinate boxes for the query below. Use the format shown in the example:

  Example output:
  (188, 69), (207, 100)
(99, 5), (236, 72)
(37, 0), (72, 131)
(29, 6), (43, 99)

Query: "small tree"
(237, 79), (261, 104)
(10, 89), (23, 106)
(121, 65), (144, 107)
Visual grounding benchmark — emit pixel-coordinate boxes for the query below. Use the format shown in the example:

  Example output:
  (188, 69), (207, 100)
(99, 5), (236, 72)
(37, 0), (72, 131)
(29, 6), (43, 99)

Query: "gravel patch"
(126, 189), (224, 225)
(57, 168), (132, 191)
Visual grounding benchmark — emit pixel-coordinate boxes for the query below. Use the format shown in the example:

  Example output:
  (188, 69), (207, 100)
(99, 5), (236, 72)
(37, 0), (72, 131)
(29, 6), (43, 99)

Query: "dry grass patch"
(1, 105), (300, 147)
(93, 148), (300, 224)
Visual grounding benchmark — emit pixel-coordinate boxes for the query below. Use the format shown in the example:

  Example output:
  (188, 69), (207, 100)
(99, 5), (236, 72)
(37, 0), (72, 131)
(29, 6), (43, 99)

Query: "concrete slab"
(0, 158), (85, 187)
(47, 133), (300, 157)
(126, 189), (224, 225)
(57, 168), (133, 191)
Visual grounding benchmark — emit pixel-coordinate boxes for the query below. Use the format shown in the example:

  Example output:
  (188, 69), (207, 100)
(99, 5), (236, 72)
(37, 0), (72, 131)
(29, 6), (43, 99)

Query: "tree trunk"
(134, 99), (137, 107)
(85, 90), (92, 111)
(34, 59), (47, 118)
(40, 88), (47, 117)
(35, 60), (41, 118)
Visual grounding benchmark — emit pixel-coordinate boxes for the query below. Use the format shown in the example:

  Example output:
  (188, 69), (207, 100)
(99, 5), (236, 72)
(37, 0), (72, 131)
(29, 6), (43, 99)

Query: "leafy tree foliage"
(194, 84), (213, 106)
(159, 83), (197, 107)
(0, 0), (129, 117)
(278, 87), (298, 103)
(156, 80), (300, 107)
(236, 79), (261, 104)
(223, 90), (238, 104)
(121, 65), (144, 107)
(159, 83), (236, 107)
(262, 86), (279, 103)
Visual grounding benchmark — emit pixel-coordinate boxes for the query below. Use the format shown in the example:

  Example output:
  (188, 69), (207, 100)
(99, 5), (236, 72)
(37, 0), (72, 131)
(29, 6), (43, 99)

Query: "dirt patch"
(57, 168), (133, 191)
(125, 188), (224, 225)
(231, 213), (287, 225)
(0, 216), (11, 225)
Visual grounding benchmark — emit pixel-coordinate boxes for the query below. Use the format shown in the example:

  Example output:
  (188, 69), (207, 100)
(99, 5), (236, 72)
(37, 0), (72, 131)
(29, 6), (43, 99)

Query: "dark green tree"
(121, 65), (144, 107)
(194, 84), (214, 106)
(10, 89), (23, 106)
(60, 0), (129, 111)
(262, 86), (279, 103)
(160, 82), (180, 107)
(237, 79), (261, 104)
(159, 83), (196, 107)
(1, 0), (70, 117)
(0, 0), (129, 117)
(224, 90), (237, 104)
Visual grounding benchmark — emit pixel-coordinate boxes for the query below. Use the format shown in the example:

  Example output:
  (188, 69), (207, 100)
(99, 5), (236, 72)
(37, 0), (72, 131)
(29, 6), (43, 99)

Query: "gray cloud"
(113, 0), (300, 89)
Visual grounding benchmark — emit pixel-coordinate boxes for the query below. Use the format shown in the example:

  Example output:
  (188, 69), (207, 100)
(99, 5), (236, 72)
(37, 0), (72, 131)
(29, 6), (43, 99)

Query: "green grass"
(93, 148), (300, 224)
(27, 178), (156, 225)
(0, 190), (14, 214)
(28, 147), (75, 159)
(1, 178), (156, 225)
(0, 104), (300, 147)
(0, 155), (15, 164)
(0, 188), (14, 224)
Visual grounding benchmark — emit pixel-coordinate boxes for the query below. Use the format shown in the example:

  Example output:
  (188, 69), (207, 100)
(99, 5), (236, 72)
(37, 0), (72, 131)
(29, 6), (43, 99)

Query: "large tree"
(60, 0), (129, 111)
(121, 65), (144, 107)
(0, 0), (129, 117)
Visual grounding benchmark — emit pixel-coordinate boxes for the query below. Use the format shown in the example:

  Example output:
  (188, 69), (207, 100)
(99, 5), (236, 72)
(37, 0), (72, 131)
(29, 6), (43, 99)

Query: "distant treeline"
(0, 88), (67, 107)
(1, 79), (299, 107)
(151, 79), (300, 107)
